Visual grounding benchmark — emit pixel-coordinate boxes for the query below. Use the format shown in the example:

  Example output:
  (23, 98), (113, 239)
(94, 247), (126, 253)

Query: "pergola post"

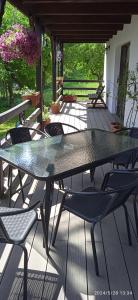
(51, 36), (57, 102)
(0, 0), (6, 196)
(35, 20), (43, 122)
(60, 42), (63, 78)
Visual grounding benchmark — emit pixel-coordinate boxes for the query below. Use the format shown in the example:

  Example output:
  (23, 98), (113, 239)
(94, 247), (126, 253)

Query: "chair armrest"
(0, 201), (40, 217)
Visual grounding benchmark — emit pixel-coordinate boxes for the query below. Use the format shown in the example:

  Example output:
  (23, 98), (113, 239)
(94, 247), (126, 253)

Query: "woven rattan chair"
(0, 201), (39, 300)
(6, 127), (47, 204)
(102, 168), (138, 236)
(112, 127), (138, 168)
(52, 172), (137, 276)
(44, 122), (79, 137)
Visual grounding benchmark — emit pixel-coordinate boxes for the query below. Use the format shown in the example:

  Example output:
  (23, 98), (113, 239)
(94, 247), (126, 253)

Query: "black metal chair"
(44, 122), (79, 137)
(102, 168), (138, 236)
(44, 122), (95, 182)
(5, 127), (47, 204)
(0, 201), (39, 300)
(52, 173), (137, 276)
(112, 127), (138, 168)
(88, 85), (106, 108)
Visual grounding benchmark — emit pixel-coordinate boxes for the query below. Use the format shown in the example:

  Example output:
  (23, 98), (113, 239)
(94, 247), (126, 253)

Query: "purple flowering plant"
(0, 24), (40, 65)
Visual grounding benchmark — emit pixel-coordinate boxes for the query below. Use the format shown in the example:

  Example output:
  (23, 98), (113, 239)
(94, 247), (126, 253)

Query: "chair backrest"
(96, 85), (105, 96)
(101, 179), (137, 218)
(44, 122), (79, 137)
(6, 127), (46, 145)
(129, 127), (138, 138)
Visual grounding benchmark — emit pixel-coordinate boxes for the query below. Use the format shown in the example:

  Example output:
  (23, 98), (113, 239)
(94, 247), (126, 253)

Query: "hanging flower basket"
(0, 24), (40, 65)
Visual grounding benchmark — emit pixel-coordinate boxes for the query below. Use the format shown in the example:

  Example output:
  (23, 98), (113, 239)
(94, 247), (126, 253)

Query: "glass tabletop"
(0, 129), (138, 181)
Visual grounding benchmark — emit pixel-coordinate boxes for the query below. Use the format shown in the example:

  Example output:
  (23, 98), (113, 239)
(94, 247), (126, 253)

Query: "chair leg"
(90, 167), (95, 182)
(59, 179), (64, 189)
(8, 166), (12, 207)
(123, 204), (132, 246)
(133, 197), (138, 236)
(90, 224), (99, 276)
(18, 170), (25, 203)
(52, 203), (64, 246)
(20, 245), (28, 300)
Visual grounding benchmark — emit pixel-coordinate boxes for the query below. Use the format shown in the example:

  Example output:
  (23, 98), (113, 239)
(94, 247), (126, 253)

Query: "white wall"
(105, 15), (138, 126)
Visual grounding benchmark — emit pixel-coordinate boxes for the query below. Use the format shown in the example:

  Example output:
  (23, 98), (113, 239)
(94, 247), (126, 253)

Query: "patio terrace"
(0, 102), (138, 300)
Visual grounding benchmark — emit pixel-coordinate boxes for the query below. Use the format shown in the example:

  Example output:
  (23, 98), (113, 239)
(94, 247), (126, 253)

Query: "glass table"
(1, 128), (138, 255)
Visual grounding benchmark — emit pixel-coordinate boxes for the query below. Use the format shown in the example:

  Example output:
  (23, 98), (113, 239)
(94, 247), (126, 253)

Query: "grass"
(63, 81), (98, 99)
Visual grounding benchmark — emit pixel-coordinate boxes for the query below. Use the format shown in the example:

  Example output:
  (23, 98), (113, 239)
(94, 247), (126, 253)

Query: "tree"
(0, 2), (36, 106)
(64, 43), (105, 80)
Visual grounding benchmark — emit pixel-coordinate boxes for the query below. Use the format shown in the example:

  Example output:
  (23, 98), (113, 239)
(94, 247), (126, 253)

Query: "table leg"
(40, 179), (52, 257)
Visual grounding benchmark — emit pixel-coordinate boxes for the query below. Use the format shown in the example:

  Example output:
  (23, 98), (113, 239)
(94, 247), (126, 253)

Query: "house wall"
(105, 15), (138, 126)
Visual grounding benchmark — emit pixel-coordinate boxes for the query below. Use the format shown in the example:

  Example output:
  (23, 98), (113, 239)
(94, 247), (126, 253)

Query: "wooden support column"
(51, 37), (57, 102)
(60, 42), (63, 78)
(0, 0), (6, 196)
(0, 0), (6, 27)
(35, 21), (43, 122)
(60, 42), (63, 96)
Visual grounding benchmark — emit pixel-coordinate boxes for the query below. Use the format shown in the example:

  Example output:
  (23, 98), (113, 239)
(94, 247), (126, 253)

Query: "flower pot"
(63, 95), (77, 103)
(110, 122), (122, 132)
(41, 119), (51, 131)
(56, 76), (64, 85)
(22, 92), (40, 107)
(51, 102), (60, 114)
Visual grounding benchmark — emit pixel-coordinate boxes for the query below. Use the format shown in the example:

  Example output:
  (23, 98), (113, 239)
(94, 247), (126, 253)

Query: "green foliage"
(42, 105), (50, 120)
(64, 43), (105, 80)
(0, 2), (35, 105)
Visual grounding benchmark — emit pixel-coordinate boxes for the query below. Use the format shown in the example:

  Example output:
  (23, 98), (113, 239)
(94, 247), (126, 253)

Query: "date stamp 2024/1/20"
(93, 290), (133, 296)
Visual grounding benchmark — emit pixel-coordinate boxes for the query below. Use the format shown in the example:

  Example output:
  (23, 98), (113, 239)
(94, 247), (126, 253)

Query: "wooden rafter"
(24, 3), (138, 15)
(41, 15), (131, 24)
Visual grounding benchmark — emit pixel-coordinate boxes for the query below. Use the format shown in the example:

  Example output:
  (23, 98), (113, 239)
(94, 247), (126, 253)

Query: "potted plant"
(63, 94), (77, 103)
(125, 69), (138, 127)
(110, 121), (123, 132)
(50, 101), (60, 114)
(21, 88), (40, 107)
(42, 106), (51, 130)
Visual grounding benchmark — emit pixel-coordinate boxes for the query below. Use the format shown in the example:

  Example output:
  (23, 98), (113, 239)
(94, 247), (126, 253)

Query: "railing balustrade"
(0, 99), (42, 195)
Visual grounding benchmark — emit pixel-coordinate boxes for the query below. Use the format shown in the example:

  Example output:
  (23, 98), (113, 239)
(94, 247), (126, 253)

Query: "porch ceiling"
(8, 0), (138, 43)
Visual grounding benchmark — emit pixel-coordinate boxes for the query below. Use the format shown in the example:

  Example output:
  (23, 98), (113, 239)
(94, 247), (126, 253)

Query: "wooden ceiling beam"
(47, 24), (123, 31)
(55, 33), (113, 38)
(52, 31), (117, 35)
(27, 3), (138, 15)
(56, 34), (111, 38)
(59, 39), (108, 43)
(23, 0), (138, 3)
(42, 15), (131, 24)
